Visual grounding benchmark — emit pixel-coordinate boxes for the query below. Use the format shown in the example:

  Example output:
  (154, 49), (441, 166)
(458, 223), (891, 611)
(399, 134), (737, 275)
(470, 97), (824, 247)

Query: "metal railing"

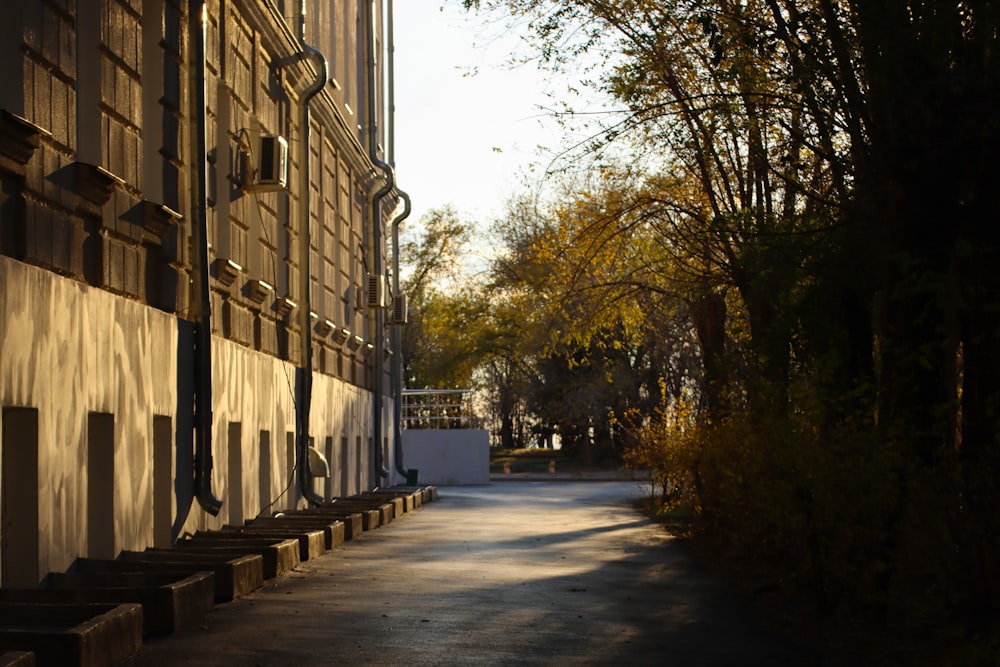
(401, 389), (474, 429)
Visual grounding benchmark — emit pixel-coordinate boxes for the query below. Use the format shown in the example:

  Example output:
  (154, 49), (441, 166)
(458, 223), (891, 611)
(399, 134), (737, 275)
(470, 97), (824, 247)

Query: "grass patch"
(655, 503), (693, 520)
(489, 447), (624, 474)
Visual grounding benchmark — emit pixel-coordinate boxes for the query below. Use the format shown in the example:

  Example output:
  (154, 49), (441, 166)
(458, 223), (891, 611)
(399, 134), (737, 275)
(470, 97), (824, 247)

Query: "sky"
(391, 1), (564, 231)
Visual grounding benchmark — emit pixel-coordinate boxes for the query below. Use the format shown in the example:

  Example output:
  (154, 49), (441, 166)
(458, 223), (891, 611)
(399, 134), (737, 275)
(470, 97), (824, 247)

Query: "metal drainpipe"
(368, 168), (394, 485)
(387, 0), (413, 480)
(390, 193), (411, 478)
(191, 0), (222, 516)
(366, 0), (391, 485)
(295, 6), (329, 506)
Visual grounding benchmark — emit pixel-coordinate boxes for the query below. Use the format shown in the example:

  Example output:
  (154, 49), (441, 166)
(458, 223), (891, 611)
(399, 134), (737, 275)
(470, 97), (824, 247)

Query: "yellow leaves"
(622, 390), (702, 511)
(492, 162), (713, 355)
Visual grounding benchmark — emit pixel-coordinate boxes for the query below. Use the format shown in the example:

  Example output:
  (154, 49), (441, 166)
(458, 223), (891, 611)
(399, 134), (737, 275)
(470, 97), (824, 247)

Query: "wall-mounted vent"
(250, 134), (288, 192)
(307, 445), (330, 478)
(390, 292), (408, 325)
(365, 274), (386, 309)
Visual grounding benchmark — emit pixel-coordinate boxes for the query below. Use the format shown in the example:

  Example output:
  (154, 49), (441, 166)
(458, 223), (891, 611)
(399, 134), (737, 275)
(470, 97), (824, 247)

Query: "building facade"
(0, 0), (406, 585)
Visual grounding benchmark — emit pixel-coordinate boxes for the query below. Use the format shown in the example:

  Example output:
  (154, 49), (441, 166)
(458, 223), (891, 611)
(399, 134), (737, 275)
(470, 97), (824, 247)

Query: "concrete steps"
(160, 538), (301, 579)
(236, 516), (346, 549)
(0, 602), (142, 667)
(324, 501), (383, 530)
(0, 570), (214, 637)
(0, 485), (437, 666)
(0, 651), (33, 666)
(279, 509), (364, 540)
(196, 528), (326, 563)
(105, 552), (264, 602)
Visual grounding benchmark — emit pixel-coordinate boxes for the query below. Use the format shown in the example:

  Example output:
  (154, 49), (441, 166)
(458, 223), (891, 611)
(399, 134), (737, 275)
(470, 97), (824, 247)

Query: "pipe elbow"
(302, 45), (329, 101)
(197, 491), (223, 516)
(369, 159), (395, 201)
(195, 462), (223, 515)
(391, 189), (411, 231)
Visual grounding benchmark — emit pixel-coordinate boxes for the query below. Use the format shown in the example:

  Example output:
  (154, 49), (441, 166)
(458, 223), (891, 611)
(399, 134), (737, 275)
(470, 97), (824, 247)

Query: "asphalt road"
(130, 481), (818, 666)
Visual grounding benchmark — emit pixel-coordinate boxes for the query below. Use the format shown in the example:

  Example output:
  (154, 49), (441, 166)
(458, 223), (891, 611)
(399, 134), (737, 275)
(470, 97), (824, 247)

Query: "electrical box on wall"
(246, 134), (288, 192)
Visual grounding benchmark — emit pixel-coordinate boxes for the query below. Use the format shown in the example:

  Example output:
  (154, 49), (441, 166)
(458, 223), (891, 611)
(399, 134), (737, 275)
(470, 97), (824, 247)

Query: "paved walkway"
(130, 482), (818, 666)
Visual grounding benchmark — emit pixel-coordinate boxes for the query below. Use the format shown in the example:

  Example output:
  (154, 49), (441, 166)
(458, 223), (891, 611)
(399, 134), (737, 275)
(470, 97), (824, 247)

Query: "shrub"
(623, 389), (918, 618)
(620, 390), (699, 513)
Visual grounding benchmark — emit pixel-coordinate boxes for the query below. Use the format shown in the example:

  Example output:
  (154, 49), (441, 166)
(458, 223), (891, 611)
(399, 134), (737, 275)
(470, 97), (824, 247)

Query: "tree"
(466, 0), (854, 424)
(486, 182), (703, 459)
(464, 0), (1000, 630)
(400, 205), (479, 389)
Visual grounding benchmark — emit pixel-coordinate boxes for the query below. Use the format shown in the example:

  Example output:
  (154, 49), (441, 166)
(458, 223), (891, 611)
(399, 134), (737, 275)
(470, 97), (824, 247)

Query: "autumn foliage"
(443, 0), (1000, 655)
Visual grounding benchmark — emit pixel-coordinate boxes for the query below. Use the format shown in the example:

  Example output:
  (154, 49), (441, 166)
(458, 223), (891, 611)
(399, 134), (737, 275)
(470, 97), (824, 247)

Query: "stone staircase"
(0, 486), (437, 666)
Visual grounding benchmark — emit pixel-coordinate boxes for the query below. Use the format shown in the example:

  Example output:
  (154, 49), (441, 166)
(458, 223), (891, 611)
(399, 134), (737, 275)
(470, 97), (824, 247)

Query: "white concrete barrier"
(401, 430), (490, 485)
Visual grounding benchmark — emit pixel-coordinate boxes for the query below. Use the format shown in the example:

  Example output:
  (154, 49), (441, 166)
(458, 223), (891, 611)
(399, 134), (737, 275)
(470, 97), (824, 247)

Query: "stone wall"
(0, 0), (400, 582)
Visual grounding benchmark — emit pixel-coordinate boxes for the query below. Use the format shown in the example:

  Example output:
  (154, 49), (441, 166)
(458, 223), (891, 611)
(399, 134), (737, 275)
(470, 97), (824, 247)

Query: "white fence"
(401, 389), (474, 429)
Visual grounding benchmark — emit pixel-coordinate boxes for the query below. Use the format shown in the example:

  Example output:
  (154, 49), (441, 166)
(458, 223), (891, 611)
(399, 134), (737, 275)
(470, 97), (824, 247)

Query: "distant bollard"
(503, 461), (511, 474)
(548, 460), (556, 474)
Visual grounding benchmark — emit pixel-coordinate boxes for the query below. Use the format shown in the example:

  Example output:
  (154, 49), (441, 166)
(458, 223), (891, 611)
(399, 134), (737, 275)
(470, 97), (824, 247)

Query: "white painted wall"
(0, 257), (176, 575)
(0, 257), (385, 580)
(401, 430), (490, 485)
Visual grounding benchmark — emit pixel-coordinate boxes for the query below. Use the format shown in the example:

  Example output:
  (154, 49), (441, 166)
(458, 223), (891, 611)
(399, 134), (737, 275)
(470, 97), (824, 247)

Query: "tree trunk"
(689, 289), (729, 421)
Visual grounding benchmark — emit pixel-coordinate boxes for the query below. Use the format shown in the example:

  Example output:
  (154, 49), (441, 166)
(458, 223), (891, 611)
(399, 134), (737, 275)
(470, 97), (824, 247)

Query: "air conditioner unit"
(390, 292), (408, 325)
(365, 274), (386, 309)
(251, 134), (288, 191)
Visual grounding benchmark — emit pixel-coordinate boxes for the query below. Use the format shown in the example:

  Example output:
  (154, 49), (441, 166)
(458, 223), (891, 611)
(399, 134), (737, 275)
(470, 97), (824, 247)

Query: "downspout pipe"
(294, 10), (329, 506)
(386, 0), (413, 480)
(366, 0), (391, 484)
(368, 167), (394, 484)
(191, 0), (222, 516)
(390, 192), (411, 478)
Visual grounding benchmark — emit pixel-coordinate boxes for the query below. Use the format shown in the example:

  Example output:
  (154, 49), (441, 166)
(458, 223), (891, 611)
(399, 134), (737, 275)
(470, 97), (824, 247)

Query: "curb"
(488, 471), (649, 482)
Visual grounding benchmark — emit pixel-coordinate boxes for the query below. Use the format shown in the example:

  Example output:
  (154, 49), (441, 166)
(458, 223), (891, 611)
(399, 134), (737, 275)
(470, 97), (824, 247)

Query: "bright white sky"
(391, 1), (563, 230)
